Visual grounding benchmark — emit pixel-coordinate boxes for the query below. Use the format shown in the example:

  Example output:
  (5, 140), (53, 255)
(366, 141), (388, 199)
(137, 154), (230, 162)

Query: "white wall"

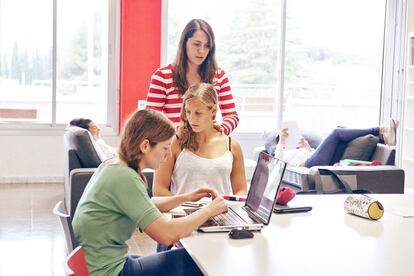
(0, 133), (119, 183)
(0, 135), (63, 183)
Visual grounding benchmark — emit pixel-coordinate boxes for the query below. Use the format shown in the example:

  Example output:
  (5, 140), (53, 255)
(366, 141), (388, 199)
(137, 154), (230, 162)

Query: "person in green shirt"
(72, 109), (228, 276)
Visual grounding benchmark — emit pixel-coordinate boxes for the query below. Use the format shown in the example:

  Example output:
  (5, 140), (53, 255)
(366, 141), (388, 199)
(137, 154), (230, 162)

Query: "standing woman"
(72, 109), (227, 276)
(146, 19), (239, 134)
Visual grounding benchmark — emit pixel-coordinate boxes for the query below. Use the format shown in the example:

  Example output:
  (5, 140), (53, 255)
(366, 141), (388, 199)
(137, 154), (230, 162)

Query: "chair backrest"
(65, 246), (89, 276)
(53, 201), (78, 253)
(64, 126), (102, 181)
(64, 126), (104, 216)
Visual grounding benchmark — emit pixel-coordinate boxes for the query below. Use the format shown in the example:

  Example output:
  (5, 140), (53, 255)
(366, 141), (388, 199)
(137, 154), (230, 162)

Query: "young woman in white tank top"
(153, 83), (247, 196)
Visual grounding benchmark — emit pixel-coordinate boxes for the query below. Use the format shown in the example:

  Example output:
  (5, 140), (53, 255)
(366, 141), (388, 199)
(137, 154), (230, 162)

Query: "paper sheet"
(280, 121), (302, 149)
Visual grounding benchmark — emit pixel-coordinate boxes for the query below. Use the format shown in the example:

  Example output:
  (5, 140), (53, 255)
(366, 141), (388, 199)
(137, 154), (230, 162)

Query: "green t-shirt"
(72, 162), (162, 276)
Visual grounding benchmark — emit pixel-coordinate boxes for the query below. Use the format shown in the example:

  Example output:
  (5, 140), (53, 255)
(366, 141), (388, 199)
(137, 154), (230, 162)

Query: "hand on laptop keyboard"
(205, 196), (228, 217)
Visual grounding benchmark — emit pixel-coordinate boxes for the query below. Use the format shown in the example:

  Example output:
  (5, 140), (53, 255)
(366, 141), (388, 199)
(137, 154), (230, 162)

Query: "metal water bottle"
(344, 195), (384, 220)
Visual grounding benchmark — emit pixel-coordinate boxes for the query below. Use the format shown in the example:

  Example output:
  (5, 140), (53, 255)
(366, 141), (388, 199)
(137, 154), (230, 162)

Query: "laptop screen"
(245, 151), (287, 224)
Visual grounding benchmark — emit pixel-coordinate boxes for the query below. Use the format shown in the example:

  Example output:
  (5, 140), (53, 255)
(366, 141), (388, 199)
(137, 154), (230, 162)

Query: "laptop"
(184, 151), (287, 232)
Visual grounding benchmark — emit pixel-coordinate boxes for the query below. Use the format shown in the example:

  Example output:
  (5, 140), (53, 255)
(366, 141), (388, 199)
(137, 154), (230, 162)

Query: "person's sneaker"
(381, 119), (397, 146)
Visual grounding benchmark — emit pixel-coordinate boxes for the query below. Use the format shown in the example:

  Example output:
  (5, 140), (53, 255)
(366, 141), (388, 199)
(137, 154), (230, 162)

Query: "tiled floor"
(0, 183), (157, 276)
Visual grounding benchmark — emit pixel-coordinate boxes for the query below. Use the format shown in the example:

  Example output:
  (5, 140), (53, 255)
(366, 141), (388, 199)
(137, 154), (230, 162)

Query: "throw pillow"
(341, 134), (379, 161)
(263, 131), (279, 155)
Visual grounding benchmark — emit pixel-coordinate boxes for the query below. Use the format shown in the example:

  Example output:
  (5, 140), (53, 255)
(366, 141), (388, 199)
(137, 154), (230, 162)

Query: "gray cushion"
(264, 131), (279, 155)
(64, 126), (102, 168)
(341, 134), (379, 161)
(64, 125), (102, 216)
(371, 144), (396, 165)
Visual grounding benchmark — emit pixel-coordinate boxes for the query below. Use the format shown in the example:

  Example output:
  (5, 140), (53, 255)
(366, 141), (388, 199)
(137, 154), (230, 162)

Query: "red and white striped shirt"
(145, 64), (239, 135)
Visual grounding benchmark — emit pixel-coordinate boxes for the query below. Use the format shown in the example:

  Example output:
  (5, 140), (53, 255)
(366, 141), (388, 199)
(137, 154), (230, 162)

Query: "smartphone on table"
(273, 206), (312, 214)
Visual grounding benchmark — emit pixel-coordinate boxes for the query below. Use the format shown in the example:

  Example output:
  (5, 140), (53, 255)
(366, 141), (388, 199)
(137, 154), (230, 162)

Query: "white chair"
(53, 201), (77, 253)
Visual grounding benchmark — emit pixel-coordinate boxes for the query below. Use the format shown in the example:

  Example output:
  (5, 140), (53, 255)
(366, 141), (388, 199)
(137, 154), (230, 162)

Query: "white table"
(181, 194), (414, 276)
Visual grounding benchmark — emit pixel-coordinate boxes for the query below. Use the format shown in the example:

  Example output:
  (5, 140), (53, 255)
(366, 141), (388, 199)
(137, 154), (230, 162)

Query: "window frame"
(0, 0), (120, 136)
(381, 0), (407, 164)
(162, 0), (405, 135)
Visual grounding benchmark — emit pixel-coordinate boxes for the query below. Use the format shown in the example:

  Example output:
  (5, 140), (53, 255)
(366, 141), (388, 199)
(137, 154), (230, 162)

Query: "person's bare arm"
(151, 187), (218, 212)
(278, 128), (289, 146)
(152, 138), (181, 196)
(145, 196), (228, 246)
(230, 139), (247, 195)
(297, 137), (312, 151)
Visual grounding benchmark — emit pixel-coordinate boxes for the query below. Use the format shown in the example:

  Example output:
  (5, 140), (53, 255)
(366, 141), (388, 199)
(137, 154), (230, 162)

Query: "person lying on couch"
(266, 119), (397, 168)
(70, 118), (118, 160)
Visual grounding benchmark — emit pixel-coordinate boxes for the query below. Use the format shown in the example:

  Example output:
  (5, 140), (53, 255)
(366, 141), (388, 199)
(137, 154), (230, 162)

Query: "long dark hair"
(119, 110), (175, 182)
(173, 19), (218, 96)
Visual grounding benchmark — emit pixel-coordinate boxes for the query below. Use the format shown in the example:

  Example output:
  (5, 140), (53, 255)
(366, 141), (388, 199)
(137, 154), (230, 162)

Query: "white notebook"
(280, 121), (302, 149)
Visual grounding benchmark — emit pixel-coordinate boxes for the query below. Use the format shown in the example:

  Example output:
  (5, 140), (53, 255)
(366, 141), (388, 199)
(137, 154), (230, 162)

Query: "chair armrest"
(371, 144), (396, 165)
(67, 168), (96, 216)
(282, 166), (312, 190)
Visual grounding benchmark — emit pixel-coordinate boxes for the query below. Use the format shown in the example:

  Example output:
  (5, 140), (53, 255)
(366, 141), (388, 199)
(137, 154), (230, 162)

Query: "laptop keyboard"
(213, 210), (246, 226)
(184, 208), (246, 226)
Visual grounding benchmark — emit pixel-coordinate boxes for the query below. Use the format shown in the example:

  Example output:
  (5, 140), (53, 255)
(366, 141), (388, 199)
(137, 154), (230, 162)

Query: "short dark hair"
(70, 118), (92, 130)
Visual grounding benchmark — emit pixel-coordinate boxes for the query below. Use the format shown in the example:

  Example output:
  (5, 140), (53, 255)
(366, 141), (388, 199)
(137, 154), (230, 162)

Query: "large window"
(167, 0), (386, 133)
(0, 0), (114, 126)
(0, 0), (52, 123)
(283, 0), (385, 132)
(167, 0), (281, 132)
